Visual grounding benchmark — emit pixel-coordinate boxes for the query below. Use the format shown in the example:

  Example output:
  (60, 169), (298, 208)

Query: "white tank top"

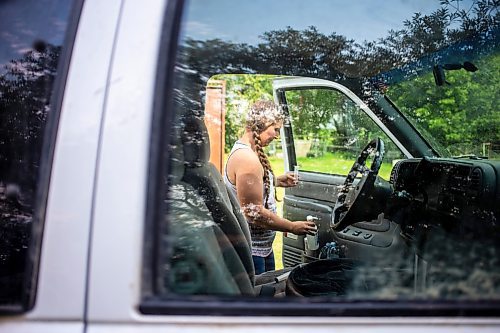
(223, 141), (276, 257)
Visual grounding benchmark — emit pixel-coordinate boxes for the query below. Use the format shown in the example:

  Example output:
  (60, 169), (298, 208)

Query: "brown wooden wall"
(204, 80), (226, 174)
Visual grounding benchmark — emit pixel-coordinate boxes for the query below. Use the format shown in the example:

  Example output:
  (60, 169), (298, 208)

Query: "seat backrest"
(164, 124), (252, 295)
(181, 115), (255, 293)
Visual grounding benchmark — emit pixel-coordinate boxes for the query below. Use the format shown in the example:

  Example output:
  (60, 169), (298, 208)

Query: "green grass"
(296, 152), (393, 180)
(268, 156), (285, 269)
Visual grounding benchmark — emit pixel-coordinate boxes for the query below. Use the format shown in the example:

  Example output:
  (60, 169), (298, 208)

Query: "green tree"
(174, 0), (499, 157)
(386, 53), (499, 156)
(210, 75), (275, 152)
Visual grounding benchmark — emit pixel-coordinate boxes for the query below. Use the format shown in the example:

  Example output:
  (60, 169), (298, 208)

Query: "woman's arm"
(234, 156), (315, 235)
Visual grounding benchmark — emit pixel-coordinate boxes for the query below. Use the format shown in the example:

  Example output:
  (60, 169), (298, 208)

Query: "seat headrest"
(181, 115), (211, 167)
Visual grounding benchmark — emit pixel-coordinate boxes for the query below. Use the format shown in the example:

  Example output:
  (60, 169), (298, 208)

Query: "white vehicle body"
(1, 0), (499, 331)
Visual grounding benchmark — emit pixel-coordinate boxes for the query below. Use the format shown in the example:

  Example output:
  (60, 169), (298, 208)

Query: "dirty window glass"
(285, 88), (404, 180)
(147, 0), (500, 315)
(0, 0), (75, 309)
(386, 51), (500, 159)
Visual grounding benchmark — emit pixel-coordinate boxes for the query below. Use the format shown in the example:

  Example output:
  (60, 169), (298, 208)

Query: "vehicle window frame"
(0, 0), (85, 314)
(140, 0), (185, 300)
(140, 0), (500, 318)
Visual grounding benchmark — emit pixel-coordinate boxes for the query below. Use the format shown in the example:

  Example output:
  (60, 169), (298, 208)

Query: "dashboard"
(389, 158), (500, 235)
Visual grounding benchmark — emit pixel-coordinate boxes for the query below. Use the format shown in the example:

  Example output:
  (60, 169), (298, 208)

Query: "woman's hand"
(277, 172), (299, 187)
(290, 220), (317, 235)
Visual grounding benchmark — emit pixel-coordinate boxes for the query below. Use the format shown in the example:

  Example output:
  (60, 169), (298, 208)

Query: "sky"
(182, 0), (473, 44)
(0, 0), (72, 73)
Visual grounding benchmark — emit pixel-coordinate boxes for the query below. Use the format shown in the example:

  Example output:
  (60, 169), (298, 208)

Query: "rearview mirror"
(433, 61), (478, 86)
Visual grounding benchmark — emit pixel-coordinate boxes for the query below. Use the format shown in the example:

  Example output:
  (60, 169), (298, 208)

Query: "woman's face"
(259, 120), (283, 147)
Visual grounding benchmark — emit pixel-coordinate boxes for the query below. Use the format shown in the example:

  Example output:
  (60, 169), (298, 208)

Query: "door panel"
(282, 196), (334, 266)
(282, 171), (344, 266)
(287, 172), (345, 203)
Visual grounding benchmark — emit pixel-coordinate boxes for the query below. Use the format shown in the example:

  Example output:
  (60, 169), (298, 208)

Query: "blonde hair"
(245, 100), (284, 208)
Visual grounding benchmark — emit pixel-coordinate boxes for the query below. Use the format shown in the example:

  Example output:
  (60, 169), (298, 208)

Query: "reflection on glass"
(0, 0), (74, 307)
(285, 88), (404, 179)
(156, 0), (500, 305)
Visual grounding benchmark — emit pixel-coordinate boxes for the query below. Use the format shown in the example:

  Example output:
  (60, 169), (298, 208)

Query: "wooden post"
(204, 80), (226, 174)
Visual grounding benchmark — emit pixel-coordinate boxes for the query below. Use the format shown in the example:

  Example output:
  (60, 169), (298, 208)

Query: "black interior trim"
(276, 88), (297, 170)
(140, 297), (500, 317)
(141, 0), (185, 300)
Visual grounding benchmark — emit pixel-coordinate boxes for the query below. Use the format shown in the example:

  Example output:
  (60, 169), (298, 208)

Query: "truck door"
(272, 77), (407, 267)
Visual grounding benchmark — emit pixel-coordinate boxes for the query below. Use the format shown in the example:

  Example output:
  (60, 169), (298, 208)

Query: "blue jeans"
(252, 251), (275, 275)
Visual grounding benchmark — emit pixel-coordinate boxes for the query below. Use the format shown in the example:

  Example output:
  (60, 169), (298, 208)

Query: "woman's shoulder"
(229, 146), (259, 164)
(227, 147), (262, 173)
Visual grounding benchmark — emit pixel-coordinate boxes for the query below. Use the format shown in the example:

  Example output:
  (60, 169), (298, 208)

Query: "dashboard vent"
(469, 168), (483, 193)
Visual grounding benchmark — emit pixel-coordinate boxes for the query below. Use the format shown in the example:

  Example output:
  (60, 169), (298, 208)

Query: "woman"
(224, 100), (317, 274)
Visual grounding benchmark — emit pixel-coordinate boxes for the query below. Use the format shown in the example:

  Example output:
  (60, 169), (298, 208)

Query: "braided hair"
(246, 100), (284, 208)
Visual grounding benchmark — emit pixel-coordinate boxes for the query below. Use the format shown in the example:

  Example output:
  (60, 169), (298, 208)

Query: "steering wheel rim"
(331, 138), (385, 230)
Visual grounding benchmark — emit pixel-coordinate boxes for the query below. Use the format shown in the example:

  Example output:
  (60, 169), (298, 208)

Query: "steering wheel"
(331, 138), (385, 230)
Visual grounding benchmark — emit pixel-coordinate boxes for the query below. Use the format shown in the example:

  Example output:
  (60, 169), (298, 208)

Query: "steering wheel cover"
(331, 138), (385, 230)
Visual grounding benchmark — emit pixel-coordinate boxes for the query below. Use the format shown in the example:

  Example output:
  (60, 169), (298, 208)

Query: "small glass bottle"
(293, 165), (299, 185)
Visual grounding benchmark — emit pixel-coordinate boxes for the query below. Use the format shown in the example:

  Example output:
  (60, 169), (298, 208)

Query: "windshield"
(383, 33), (499, 159)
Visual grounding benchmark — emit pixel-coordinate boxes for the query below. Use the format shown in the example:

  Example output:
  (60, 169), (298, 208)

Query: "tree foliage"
(387, 52), (499, 155)
(1, 0), (498, 173)
(174, 0), (499, 155)
(210, 74), (275, 150)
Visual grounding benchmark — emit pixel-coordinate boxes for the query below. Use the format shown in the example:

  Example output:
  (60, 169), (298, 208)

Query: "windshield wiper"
(452, 154), (487, 160)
